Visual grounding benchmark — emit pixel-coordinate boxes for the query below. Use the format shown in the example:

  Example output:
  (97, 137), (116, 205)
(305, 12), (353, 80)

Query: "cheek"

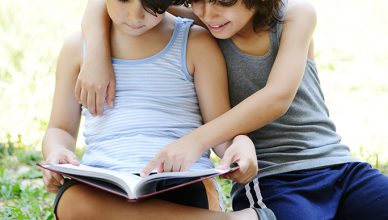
(191, 3), (204, 18)
(150, 14), (163, 24)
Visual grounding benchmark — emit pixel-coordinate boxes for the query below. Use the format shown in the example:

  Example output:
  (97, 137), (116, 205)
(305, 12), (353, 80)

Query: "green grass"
(0, 138), (54, 219)
(1, 138), (388, 218)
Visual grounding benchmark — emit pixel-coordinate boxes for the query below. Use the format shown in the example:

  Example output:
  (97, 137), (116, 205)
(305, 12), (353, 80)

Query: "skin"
(42, 0), (258, 219)
(71, 0), (317, 219)
(143, 0), (317, 175)
(76, 0), (115, 114)
(76, 0), (317, 177)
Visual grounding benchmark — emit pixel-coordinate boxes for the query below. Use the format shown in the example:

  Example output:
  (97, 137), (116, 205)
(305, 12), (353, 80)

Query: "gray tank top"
(217, 4), (358, 185)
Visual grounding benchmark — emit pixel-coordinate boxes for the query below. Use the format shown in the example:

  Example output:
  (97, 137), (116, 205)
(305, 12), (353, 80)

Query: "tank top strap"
(168, 17), (194, 81)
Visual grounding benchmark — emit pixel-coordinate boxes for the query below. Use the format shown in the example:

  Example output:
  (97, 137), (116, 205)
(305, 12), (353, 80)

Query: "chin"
(210, 32), (233, 40)
(126, 31), (147, 37)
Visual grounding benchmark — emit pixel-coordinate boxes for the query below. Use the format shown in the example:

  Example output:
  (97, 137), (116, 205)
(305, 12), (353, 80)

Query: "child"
(41, 0), (259, 219)
(77, 0), (388, 219)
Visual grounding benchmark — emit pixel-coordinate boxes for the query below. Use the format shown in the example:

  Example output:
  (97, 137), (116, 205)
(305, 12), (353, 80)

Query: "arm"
(75, 0), (115, 116)
(184, 1), (317, 152)
(143, 25), (229, 173)
(143, 2), (315, 176)
(42, 33), (84, 192)
(143, 26), (258, 183)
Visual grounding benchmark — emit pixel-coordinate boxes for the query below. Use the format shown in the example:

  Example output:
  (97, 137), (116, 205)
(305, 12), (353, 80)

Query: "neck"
(232, 19), (257, 41)
(231, 20), (270, 56)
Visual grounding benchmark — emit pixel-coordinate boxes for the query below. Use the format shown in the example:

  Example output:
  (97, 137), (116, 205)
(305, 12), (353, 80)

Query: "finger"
(226, 171), (246, 183)
(141, 158), (160, 177)
(42, 173), (49, 186)
(227, 169), (242, 180)
(51, 173), (65, 185)
(66, 153), (80, 166)
(87, 89), (96, 115)
(44, 171), (62, 187)
(180, 163), (190, 172)
(217, 153), (234, 170)
(79, 88), (87, 107)
(74, 80), (82, 103)
(47, 185), (60, 193)
(163, 162), (170, 172)
(106, 79), (116, 108)
(96, 89), (105, 116)
(172, 164), (181, 172)
(236, 159), (248, 174)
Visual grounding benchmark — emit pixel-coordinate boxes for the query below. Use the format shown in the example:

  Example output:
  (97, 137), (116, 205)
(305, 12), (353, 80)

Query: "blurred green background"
(1, 0), (388, 218)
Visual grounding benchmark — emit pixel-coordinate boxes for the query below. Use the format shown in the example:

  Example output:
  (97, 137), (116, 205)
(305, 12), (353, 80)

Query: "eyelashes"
(189, 0), (238, 7)
(217, 0), (238, 7)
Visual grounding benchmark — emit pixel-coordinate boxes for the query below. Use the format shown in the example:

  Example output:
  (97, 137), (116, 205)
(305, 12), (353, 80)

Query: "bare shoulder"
(186, 24), (223, 73)
(285, 0), (317, 29)
(187, 24), (216, 44)
(187, 24), (219, 55)
(57, 31), (83, 73)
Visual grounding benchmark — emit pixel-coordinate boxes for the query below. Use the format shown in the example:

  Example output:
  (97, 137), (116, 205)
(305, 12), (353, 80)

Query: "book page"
(42, 164), (142, 198)
(133, 168), (228, 196)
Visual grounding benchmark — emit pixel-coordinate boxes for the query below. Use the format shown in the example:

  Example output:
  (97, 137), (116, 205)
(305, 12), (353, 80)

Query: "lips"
(126, 23), (144, 29)
(207, 21), (230, 32)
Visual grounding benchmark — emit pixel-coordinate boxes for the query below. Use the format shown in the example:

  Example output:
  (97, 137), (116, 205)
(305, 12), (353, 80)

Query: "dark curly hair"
(187, 0), (284, 32)
(140, 0), (187, 15)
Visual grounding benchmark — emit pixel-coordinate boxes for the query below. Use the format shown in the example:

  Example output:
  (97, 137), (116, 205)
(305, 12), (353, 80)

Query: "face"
(106, 0), (164, 36)
(191, 0), (256, 39)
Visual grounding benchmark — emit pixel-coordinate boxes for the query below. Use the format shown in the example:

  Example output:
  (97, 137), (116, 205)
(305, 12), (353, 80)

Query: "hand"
(141, 135), (207, 176)
(216, 135), (258, 184)
(41, 148), (80, 193)
(74, 53), (116, 116)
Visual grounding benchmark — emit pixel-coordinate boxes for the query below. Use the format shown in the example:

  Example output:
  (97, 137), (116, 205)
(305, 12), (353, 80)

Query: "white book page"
(43, 164), (142, 197)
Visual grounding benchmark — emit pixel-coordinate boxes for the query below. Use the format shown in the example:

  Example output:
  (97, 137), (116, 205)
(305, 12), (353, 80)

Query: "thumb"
(217, 153), (234, 170)
(66, 153), (80, 166)
(106, 78), (116, 108)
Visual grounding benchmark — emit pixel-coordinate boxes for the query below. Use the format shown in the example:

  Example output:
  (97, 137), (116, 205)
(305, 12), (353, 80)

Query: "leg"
(56, 182), (227, 220)
(334, 163), (388, 220)
(233, 166), (356, 220)
(232, 178), (276, 220)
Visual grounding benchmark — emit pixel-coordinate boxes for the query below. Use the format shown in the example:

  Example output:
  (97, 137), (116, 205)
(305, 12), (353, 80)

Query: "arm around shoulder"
(78, 0), (115, 115)
(265, 0), (317, 113)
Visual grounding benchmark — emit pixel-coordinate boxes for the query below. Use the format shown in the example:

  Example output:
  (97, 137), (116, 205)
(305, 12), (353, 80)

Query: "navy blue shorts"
(233, 162), (388, 220)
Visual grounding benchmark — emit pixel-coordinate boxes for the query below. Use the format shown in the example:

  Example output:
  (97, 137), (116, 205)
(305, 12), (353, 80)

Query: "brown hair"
(140, 0), (187, 15)
(188, 0), (284, 32)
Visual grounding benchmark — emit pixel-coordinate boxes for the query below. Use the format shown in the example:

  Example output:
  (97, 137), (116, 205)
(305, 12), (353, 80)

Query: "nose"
(193, 2), (217, 21)
(127, 0), (145, 20)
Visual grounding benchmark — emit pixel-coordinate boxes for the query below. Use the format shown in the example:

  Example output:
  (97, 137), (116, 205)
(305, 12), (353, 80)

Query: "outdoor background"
(1, 0), (388, 218)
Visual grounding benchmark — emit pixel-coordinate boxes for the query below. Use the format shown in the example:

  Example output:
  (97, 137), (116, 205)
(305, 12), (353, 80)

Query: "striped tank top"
(81, 17), (213, 173)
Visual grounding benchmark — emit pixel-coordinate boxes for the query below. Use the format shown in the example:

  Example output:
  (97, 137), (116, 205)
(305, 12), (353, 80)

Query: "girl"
(77, 0), (388, 219)
(42, 0), (258, 219)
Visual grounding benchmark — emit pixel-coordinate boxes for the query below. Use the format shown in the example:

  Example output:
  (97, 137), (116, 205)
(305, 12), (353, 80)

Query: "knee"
(56, 184), (97, 220)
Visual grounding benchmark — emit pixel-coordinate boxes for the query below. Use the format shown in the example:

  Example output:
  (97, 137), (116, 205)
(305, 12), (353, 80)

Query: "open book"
(39, 163), (238, 201)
